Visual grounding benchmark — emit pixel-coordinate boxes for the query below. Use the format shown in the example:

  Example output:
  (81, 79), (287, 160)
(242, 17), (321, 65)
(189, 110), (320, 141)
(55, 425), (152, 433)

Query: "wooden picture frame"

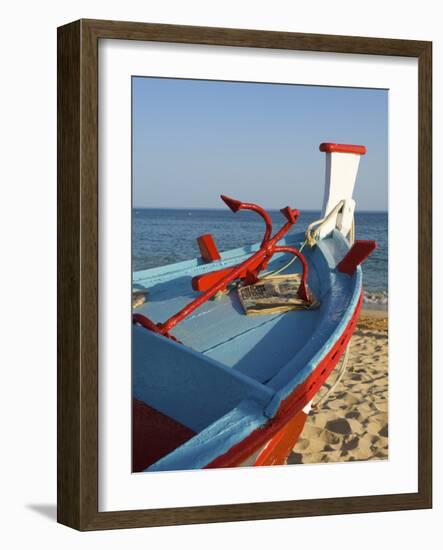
(57, 19), (432, 530)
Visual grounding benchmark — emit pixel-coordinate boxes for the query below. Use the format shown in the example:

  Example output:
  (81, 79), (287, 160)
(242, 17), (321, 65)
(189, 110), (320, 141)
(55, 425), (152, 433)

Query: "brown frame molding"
(57, 19), (432, 530)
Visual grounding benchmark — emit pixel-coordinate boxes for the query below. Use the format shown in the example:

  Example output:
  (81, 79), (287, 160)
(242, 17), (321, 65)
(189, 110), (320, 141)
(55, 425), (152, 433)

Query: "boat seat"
(133, 325), (274, 433)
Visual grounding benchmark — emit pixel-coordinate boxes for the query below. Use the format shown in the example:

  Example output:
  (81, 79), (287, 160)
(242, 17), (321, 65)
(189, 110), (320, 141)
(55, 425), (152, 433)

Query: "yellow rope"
(304, 199), (347, 248)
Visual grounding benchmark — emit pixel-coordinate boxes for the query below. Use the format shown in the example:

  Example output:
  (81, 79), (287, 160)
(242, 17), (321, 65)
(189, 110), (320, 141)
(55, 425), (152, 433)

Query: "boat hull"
(206, 291), (363, 468)
(133, 230), (364, 471)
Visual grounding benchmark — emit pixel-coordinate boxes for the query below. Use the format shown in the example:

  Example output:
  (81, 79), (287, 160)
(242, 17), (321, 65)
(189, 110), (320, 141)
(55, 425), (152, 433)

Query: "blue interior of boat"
(132, 230), (362, 471)
(133, 327), (274, 433)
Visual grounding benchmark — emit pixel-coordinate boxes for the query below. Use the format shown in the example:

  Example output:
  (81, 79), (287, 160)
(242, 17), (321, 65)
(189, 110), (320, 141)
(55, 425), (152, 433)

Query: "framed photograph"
(57, 19), (432, 530)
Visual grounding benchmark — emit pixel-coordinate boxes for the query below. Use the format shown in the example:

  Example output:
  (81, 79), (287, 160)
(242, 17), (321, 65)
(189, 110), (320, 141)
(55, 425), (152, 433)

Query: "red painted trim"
(319, 143), (366, 155)
(133, 399), (196, 472)
(197, 234), (221, 263)
(205, 292), (363, 469)
(253, 409), (308, 466)
(337, 240), (377, 275)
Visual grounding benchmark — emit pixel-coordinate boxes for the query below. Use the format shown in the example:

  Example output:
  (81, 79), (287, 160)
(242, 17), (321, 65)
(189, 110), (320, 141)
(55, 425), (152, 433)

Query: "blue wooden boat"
(132, 143), (376, 471)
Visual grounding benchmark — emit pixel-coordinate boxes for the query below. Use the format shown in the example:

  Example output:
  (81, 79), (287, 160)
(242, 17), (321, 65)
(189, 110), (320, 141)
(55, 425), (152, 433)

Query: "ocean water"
(133, 209), (388, 305)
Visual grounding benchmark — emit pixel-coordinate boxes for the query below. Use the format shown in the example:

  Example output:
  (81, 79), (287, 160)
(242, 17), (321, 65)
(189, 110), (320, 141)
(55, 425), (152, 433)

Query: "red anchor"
(133, 195), (311, 340)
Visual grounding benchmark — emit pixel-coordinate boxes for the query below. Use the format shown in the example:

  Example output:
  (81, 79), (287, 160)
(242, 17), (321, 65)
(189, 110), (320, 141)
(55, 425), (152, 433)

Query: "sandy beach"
(289, 307), (388, 464)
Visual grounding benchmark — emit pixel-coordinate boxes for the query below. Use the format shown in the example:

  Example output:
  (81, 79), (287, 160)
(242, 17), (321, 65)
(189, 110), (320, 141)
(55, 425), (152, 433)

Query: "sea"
(133, 209), (388, 307)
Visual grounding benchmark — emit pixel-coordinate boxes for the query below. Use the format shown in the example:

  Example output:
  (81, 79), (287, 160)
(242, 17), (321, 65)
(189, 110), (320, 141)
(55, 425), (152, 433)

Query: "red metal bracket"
(337, 240), (377, 275)
(133, 195), (310, 339)
(197, 234), (221, 263)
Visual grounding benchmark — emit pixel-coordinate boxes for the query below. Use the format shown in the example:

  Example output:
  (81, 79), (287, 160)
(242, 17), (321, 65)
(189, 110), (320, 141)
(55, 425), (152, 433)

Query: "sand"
(289, 307), (388, 464)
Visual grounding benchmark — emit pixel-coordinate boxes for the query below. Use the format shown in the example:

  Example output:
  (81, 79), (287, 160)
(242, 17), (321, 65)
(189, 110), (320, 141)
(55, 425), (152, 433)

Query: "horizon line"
(133, 206), (388, 213)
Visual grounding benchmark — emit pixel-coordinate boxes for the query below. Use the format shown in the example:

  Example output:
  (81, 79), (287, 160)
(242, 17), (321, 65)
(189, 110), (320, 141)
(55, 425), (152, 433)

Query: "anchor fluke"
(280, 206), (300, 225)
(220, 194), (242, 213)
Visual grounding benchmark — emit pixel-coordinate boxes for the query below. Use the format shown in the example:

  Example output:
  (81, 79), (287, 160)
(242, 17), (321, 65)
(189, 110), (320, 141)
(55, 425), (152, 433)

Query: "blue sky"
(133, 77), (388, 211)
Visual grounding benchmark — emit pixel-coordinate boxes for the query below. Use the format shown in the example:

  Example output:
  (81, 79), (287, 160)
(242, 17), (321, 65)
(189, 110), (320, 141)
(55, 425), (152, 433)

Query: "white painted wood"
(336, 198), (356, 237)
(318, 151), (362, 239)
(321, 152), (361, 216)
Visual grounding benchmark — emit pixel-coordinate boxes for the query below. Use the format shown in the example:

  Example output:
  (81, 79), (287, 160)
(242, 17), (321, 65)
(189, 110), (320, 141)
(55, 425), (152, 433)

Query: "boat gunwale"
(132, 233), (306, 288)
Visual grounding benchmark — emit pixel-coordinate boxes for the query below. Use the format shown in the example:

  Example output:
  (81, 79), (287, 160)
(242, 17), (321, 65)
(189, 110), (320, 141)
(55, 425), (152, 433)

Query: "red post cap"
(319, 143), (367, 155)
